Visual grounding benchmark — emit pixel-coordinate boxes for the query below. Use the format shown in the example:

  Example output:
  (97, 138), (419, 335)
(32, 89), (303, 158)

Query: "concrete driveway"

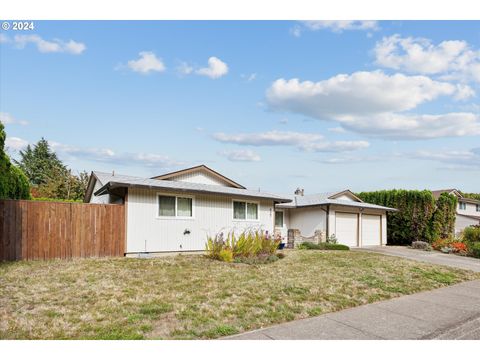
(225, 280), (480, 340)
(355, 246), (480, 273)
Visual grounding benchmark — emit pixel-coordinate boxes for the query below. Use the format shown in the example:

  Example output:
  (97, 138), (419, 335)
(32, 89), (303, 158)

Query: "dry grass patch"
(1, 250), (478, 339)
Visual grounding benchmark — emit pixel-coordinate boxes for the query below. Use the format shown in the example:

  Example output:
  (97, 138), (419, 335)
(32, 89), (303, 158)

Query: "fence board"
(0, 200), (125, 261)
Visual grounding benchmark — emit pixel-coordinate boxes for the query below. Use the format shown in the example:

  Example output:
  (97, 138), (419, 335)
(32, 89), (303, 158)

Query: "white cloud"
(328, 127), (346, 133)
(176, 61), (194, 75)
(126, 51), (166, 74)
(220, 149), (261, 162)
(213, 130), (369, 153)
(196, 57), (228, 79)
(340, 112), (480, 139)
(410, 148), (480, 168)
(266, 71), (478, 139)
(374, 34), (480, 82)
(267, 71), (470, 119)
(302, 140), (369, 152)
(0, 34), (10, 43)
(317, 154), (385, 164)
(0, 112), (28, 126)
(213, 130), (323, 146)
(241, 73), (257, 82)
(303, 20), (379, 33)
(12, 35), (86, 54)
(50, 142), (180, 168)
(5, 137), (28, 151)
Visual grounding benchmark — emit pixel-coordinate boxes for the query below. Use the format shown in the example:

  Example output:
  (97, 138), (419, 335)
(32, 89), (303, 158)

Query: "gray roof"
(277, 192), (397, 211)
(92, 171), (292, 202)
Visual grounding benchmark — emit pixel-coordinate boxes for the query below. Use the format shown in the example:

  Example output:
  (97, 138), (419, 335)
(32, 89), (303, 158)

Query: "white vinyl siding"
(127, 188), (273, 253)
(168, 170), (232, 187)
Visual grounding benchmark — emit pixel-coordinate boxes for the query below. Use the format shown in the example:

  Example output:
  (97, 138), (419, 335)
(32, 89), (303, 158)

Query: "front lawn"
(1, 250), (478, 339)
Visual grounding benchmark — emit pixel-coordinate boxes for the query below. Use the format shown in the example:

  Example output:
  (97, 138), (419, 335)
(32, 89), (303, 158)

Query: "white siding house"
(432, 189), (480, 234)
(84, 165), (290, 254)
(126, 188), (275, 253)
(84, 165), (396, 254)
(276, 190), (394, 247)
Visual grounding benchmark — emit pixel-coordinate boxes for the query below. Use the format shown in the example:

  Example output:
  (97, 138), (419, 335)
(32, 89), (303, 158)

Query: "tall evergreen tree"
(15, 137), (89, 201)
(15, 138), (67, 186)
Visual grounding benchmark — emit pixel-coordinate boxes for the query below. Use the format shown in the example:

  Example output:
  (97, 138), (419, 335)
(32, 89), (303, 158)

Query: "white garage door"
(362, 215), (381, 246)
(335, 212), (358, 247)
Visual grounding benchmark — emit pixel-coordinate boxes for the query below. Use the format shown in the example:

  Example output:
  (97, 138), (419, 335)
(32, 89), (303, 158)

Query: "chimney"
(294, 188), (304, 196)
(112, 170), (115, 176)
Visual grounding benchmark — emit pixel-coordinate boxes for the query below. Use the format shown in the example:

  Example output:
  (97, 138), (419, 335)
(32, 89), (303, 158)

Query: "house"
(275, 190), (396, 247)
(432, 189), (480, 234)
(84, 165), (291, 253)
(84, 165), (395, 254)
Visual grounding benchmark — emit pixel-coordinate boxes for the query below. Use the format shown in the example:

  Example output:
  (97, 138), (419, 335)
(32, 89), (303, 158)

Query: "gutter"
(94, 181), (293, 203)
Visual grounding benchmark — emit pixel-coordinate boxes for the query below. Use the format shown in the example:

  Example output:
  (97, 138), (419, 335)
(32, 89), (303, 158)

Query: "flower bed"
(205, 230), (282, 263)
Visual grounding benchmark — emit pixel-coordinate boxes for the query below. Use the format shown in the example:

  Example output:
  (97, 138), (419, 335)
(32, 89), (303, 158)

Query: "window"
(177, 197), (193, 217)
(158, 195), (193, 218)
(275, 211), (284, 227)
(233, 201), (258, 220)
(158, 195), (176, 216)
(477, 204), (480, 212)
(459, 202), (466, 210)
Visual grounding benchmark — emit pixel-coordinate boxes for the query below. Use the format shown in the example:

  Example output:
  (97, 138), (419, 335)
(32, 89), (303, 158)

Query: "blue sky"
(1, 20), (479, 194)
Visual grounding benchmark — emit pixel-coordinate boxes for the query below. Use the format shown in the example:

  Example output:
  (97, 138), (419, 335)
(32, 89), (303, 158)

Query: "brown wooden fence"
(0, 200), (125, 261)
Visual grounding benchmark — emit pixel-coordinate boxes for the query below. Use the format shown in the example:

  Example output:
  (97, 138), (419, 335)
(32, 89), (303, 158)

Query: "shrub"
(432, 238), (453, 251)
(326, 234), (338, 244)
(468, 242), (480, 258)
(411, 241), (432, 251)
(218, 248), (234, 262)
(450, 242), (467, 254)
(205, 230), (281, 263)
(357, 190), (457, 245)
(463, 226), (480, 244)
(324, 244), (349, 250)
(297, 242), (349, 251)
(297, 242), (322, 250)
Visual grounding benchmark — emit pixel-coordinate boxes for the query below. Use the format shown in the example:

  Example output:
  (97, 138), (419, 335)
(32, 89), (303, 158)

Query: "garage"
(361, 214), (381, 246)
(335, 212), (358, 247)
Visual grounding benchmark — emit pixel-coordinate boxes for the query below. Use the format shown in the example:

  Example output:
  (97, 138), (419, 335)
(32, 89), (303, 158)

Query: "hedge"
(0, 122), (30, 200)
(357, 190), (457, 245)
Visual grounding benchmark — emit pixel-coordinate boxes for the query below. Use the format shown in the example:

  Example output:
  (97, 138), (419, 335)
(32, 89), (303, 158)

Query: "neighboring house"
(432, 189), (480, 234)
(275, 190), (396, 247)
(84, 165), (396, 254)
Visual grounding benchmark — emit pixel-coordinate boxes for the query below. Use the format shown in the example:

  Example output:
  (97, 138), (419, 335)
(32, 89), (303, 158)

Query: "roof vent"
(294, 188), (304, 196)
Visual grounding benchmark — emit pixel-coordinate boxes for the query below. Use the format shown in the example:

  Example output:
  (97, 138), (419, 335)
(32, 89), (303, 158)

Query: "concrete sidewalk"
(354, 246), (480, 273)
(225, 280), (480, 340)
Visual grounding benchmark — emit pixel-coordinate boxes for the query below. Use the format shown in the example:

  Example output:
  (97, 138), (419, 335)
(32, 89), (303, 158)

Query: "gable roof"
(431, 189), (480, 204)
(91, 171), (291, 202)
(431, 189), (461, 199)
(276, 190), (397, 211)
(151, 165), (246, 189)
(84, 171), (103, 203)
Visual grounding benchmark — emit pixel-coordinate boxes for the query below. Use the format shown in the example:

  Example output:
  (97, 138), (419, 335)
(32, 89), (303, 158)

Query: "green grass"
(1, 250), (478, 339)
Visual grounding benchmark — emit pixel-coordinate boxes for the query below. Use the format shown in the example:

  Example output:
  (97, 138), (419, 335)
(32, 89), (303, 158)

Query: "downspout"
(325, 205), (330, 238)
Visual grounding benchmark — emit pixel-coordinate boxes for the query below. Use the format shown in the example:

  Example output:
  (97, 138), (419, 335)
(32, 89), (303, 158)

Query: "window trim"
(275, 210), (284, 228)
(156, 192), (195, 220)
(232, 199), (260, 222)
